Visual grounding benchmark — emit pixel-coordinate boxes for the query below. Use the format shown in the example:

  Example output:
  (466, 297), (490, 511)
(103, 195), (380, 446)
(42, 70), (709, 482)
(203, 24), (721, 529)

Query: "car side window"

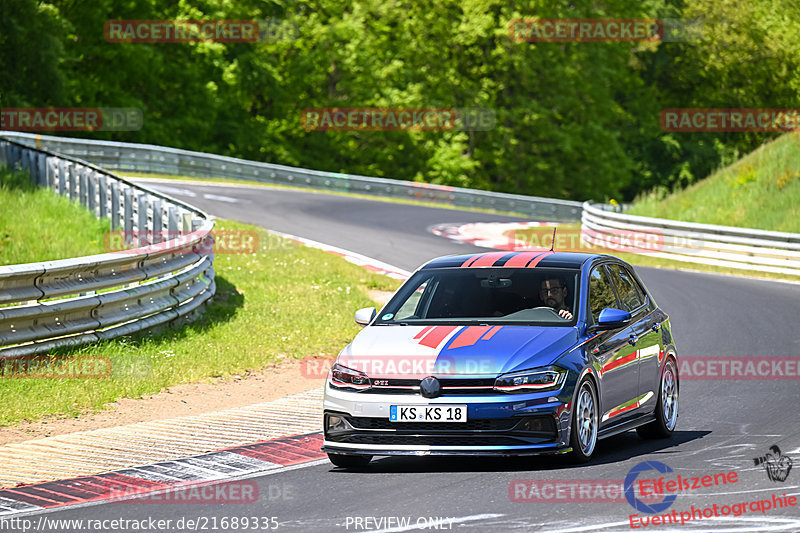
(607, 264), (646, 313)
(588, 266), (617, 323)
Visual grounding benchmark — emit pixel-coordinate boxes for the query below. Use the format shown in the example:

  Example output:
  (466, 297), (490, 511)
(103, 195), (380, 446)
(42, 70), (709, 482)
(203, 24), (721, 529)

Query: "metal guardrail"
(582, 202), (800, 276)
(1, 132), (584, 221)
(0, 136), (216, 358)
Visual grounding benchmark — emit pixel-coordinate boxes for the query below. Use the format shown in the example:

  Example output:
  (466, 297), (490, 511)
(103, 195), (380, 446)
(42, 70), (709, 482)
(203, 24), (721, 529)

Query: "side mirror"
(354, 307), (376, 327)
(596, 307), (632, 330)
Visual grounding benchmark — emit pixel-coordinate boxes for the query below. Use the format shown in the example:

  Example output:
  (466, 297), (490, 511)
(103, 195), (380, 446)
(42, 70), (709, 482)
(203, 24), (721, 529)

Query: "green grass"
(0, 169), (110, 265)
(0, 218), (401, 426)
(627, 132), (800, 233)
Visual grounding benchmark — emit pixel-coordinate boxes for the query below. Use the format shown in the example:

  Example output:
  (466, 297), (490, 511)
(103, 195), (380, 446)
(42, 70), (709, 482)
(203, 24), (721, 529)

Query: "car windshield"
(376, 267), (579, 326)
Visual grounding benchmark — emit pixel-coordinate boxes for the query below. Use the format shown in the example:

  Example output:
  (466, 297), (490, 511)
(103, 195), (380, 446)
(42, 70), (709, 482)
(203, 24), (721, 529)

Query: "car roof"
(420, 251), (609, 270)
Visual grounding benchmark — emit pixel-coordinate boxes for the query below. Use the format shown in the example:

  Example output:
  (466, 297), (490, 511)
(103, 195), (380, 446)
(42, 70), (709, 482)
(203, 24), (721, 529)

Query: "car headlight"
(493, 367), (566, 393)
(328, 362), (372, 390)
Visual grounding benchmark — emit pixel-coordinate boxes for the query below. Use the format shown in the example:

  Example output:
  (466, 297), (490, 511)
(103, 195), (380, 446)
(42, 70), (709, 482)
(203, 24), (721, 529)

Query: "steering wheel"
(530, 306), (564, 318)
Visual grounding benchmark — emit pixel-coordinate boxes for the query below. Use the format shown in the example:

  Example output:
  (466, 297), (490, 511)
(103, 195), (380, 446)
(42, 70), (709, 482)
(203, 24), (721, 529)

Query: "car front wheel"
(568, 378), (598, 463)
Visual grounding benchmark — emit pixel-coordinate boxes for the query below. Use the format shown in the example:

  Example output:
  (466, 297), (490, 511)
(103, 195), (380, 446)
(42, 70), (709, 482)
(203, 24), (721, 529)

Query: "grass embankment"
(627, 132), (800, 233)
(0, 169), (401, 425)
(0, 169), (110, 265)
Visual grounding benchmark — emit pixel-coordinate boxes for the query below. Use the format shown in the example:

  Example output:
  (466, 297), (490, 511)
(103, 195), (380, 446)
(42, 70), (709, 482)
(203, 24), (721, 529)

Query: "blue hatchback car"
(322, 251), (679, 467)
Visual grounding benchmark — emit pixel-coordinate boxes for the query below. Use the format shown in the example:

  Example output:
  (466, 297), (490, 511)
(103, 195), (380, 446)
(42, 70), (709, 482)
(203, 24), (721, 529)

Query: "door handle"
(628, 334), (638, 346)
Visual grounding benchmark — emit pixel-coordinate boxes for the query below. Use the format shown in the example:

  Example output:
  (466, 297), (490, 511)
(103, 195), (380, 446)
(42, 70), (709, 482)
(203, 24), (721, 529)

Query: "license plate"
(389, 405), (467, 422)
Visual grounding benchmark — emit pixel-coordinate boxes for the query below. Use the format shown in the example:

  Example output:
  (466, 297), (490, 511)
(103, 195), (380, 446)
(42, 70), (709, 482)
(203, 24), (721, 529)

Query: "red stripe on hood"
(417, 325), (458, 349)
(482, 325), (502, 340)
(447, 325), (493, 350)
(413, 325), (434, 340)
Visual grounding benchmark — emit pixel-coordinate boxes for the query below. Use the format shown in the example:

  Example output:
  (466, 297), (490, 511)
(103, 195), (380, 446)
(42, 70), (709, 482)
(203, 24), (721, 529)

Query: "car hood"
(337, 324), (579, 378)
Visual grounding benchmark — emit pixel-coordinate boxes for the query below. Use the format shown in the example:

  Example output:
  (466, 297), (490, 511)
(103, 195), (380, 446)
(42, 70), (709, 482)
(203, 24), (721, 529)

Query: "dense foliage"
(2, 0), (798, 201)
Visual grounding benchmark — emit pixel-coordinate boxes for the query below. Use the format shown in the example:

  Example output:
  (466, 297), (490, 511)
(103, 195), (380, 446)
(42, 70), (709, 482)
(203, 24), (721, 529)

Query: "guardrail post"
(25, 150), (38, 185)
(11, 145), (21, 170)
(168, 205), (179, 237)
(137, 192), (149, 246)
(20, 149), (31, 182)
(152, 199), (163, 243)
(111, 182), (121, 230)
(69, 162), (78, 201)
(45, 156), (55, 189)
(181, 212), (193, 235)
(79, 167), (89, 208)
(98, 176), (108, 219)
(87, 170), (97, 214)
(37, 152), (47, 187)
(57, 160), (66, 196)
(31, 151), (40, 185)
(123, 187), (133, 245)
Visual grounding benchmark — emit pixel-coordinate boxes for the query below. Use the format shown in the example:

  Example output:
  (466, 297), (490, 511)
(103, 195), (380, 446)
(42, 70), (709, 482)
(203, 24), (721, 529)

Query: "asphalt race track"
(24, 180), (800, 532)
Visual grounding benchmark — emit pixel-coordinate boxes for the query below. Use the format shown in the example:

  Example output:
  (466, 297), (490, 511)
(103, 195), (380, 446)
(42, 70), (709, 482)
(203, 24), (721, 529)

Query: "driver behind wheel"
(540, 277), (573, 320)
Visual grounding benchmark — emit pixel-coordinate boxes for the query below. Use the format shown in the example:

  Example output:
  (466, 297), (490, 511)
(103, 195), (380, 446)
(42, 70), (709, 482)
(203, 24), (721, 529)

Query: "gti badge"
(419, 376), (441, 399)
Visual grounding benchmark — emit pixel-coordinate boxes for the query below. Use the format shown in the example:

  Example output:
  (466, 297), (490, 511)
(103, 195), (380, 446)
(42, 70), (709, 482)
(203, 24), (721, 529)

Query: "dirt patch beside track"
(0, 357), (325, 446)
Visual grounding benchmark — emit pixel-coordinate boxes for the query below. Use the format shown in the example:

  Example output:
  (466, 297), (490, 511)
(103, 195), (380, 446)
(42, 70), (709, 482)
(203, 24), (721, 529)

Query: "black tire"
(327, 453), (372, 468)
(568, 378), (599, 463)
(637, 358), (679, 439)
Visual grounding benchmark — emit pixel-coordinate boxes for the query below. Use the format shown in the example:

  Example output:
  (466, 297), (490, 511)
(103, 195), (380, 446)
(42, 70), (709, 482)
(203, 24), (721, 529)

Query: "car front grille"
(365, 377), (498, 396)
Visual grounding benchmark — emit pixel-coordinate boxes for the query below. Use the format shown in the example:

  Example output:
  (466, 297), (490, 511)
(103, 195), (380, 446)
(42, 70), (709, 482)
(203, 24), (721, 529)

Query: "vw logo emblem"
(419, 376), (441, 398)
